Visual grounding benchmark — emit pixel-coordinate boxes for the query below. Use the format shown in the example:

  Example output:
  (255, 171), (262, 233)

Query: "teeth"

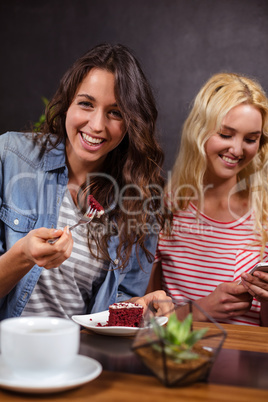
(221, 156), (238, 164)
(82, 132), (103, 144)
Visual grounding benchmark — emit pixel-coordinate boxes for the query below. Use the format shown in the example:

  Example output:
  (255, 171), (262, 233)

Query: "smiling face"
(204, 103), (263, 185)
(65, 68), (126, 181)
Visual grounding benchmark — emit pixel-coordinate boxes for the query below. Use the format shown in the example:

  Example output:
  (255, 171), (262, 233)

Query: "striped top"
(22, 189), (109, 318)
(155, 203), (267, 326)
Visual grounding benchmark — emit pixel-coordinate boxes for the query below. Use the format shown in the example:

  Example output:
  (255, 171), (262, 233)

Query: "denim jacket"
(0, 132), (157, 320)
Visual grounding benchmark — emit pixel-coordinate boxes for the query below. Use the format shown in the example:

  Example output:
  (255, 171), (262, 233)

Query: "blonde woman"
(148, 72), (268, 326)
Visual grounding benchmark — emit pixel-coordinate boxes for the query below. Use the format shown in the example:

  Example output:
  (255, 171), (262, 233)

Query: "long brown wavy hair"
(35, 43), (166, 269)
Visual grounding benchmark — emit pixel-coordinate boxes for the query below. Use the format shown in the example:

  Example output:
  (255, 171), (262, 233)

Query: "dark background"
(0, 0), (268, 175)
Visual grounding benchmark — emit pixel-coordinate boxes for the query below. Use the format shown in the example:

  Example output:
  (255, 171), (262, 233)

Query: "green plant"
(33, 96), (49, 132)
(151, 313), (208, 363)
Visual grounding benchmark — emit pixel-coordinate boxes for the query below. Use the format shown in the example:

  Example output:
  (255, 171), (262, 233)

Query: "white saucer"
(72, 310), (168, 336)
(0, 355), (102, 394)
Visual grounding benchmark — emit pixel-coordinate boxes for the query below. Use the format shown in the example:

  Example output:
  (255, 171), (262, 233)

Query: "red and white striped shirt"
(156, 203), (267, 326)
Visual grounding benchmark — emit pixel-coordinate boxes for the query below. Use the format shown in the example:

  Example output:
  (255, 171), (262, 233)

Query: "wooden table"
(1, 323), (268, 401)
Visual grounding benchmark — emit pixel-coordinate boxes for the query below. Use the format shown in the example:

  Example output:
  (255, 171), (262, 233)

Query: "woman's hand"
(197, 281), (253, 321)
(241, 271), (268, 326)
(0, 226), (74, 298)
(20, 226), (73, 270)
(129, 290), (173, 316)
(241, 271), (268, 302)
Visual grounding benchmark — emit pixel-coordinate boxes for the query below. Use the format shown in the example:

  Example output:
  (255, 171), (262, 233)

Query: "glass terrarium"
(132, 299), (226, 387)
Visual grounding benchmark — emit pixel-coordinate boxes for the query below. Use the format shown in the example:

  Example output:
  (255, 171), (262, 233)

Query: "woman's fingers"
(21, 227), (73, 269)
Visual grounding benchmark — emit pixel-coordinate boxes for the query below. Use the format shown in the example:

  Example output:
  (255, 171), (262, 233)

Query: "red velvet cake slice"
(87, 195), (104, 218)
(107, 302), (144, 327)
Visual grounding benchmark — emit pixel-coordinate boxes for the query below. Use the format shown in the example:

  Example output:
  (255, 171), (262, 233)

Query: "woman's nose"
(89, 110), (105, 133)
(229, 139), (243, 156)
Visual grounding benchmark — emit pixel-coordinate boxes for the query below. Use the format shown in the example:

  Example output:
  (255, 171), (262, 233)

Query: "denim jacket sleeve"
(0, 132), (68, 320)
(88, 233), (158, 314)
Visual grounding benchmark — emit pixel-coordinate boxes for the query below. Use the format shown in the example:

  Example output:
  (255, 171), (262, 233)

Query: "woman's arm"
(148, 264), (253, 322)
(0, 227), (73, 298)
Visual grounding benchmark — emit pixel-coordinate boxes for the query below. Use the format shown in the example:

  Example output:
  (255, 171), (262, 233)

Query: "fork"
(48, 205), (98, 244)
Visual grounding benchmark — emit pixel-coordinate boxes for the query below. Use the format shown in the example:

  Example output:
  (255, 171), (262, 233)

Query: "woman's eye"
(218, 131), (258, 144)
(218, 132), (231, 139)
(78, 101), (93, 108)
(245, 138), (257, 144)
(110, 110), (123, 119)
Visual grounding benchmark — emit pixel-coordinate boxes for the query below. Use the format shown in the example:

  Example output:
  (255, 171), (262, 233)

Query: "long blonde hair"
(166, 72), (268, 252)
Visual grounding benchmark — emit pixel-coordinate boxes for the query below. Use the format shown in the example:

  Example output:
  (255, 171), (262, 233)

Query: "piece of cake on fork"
(107, 302), (144, 327)
(87, 195), (104, 218)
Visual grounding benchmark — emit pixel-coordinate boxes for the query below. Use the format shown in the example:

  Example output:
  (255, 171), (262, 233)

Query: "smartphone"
(249, 262), (268, 275)
(238, 262), (268, 284)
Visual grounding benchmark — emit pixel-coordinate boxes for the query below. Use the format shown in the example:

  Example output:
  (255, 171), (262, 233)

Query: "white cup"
(0, 316), (80, 379)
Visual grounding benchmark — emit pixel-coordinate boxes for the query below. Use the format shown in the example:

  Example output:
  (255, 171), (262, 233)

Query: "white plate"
(0, 355), (102, 394)
(72, 310), (168, 336)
